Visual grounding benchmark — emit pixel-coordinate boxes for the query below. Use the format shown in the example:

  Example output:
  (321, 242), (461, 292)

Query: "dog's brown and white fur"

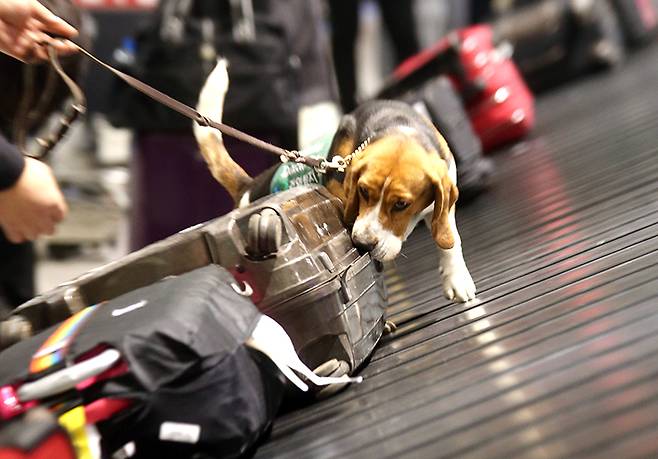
(194, 60), (476, 302)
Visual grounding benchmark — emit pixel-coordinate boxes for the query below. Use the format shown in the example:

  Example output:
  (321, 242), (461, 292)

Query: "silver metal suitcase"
(1, 186), (387, 374)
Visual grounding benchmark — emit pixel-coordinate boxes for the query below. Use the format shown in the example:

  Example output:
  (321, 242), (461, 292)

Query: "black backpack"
(0, 265), (285, 459)
(108, 0), (301, 134)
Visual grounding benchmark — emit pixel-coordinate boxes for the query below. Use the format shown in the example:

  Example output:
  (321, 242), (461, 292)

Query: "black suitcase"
(401, 76), (494, 201)
(0, 265), (287, 459)
(610, 0), (658, 45)
(492, 0), (625, 91)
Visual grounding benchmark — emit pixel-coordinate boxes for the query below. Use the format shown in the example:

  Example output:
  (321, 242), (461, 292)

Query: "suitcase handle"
(17, 349), (121, 402)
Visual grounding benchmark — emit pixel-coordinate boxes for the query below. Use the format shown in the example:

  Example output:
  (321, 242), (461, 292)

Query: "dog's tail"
(194, 59), (253, 204)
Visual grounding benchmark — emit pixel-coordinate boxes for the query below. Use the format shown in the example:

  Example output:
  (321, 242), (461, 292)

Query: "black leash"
(38, 41), (335, 171)
(20, 45), (86, 159)
(32, 40), (369, 174)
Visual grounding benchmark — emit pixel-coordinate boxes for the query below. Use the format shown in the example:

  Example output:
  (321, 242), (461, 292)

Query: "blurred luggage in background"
(610, 0), (658, 46)
(491, 0), (625, 92)
(379, 24), (535, 153)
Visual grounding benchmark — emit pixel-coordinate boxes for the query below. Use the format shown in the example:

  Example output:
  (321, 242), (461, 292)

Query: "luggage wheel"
(0, 316), (32, 350)
(246, 208), (283, 258)
(313, 359), (351, 400)
(384, 320), (397, 335)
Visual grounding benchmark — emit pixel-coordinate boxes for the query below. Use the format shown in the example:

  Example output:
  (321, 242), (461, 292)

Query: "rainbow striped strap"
(30, 305), (99, 375)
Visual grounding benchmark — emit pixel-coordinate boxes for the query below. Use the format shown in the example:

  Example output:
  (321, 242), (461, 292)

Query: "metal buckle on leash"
(315, 136), (370, 173)
(291, 136), (371, 175)
(315, 156), (348, 174)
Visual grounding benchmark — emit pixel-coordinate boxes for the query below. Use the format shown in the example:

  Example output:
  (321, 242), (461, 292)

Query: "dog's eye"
(359, 185), (369, 201)
(393, 200), (410, 212)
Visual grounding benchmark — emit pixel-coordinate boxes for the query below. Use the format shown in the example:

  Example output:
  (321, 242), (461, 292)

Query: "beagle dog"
(194, 61), (476, 302)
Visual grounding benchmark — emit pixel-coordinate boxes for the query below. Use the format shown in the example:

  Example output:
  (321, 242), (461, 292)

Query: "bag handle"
(230, 0), (256, 42)
(159, 0), (193, 44)
(160, 0), (256, 43)
(159, 0), (256, 71)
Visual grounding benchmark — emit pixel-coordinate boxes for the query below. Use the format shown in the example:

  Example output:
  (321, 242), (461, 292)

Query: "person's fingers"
(17, 30), (46, 60)
(7, 30), (43, 62)
(0, 23), (26, 60)
(31, 2), (78, 39)
(49, 203), (66, 223)
(14, 31), (32, 51)
(22, 227), (38, 242)
(1, 20), (78, 62)
(51, 39), (78, 55)
(25, 28), (49, 45)
(2, 225), (25, 244)
(32, 44), (49, 61)
(6, 43), (32, 62)
(43, 224), (56, 236)
(37, 219), (56, 236)
(0, 21), (10, 43)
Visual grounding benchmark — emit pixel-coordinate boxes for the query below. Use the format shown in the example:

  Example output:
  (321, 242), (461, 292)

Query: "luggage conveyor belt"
(257, 45), (658, 459)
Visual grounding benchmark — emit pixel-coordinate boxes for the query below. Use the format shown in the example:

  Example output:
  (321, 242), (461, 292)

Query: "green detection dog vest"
(270, 134), (334, 194)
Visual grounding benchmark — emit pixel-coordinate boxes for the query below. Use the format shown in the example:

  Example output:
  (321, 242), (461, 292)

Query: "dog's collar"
(345, 136), (372, 166)
(323, 136), (372, 183)
(321, 136), (372, 173)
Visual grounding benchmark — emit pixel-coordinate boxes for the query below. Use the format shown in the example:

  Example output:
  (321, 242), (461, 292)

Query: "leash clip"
(316, 136), (370, 173)
(321, 156), (348, 173)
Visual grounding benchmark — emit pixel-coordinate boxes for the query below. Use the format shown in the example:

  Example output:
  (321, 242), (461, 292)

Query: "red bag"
(457, 25), (535, 151)
(380, 24), (535, 152)
(0, 408), (76, 459)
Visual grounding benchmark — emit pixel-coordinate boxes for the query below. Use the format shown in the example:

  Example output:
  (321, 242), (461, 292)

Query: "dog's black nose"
(354, 241), (376, 252)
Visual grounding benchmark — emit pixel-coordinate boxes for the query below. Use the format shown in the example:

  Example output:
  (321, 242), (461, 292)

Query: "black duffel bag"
(108, 0), (301, 133)
(492, 0), (625, 92)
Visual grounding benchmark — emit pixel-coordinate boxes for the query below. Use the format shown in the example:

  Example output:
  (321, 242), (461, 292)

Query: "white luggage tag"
(246, 315), (363, 392)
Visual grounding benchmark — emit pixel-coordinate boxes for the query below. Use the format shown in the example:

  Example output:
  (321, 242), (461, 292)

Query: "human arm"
(0, 135), (67, 243)
(0, 0), (78, 62)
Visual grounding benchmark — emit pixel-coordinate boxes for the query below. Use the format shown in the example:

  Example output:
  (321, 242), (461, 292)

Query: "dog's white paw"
(442, 267), (477, 303)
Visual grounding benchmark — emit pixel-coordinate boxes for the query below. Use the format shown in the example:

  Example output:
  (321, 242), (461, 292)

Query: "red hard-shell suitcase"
(379, 24), (535, 152)
(456, 25), (536, 151)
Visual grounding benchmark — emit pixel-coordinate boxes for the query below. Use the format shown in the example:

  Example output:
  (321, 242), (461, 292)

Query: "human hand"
(0, 157), (67, 243)
(0, 0), (78, 62)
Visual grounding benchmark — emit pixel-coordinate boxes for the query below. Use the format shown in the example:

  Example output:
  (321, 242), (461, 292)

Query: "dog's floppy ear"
(428, 161), (459, 250)
(343, 160), (362, 225)
(328, 114), (360, 225)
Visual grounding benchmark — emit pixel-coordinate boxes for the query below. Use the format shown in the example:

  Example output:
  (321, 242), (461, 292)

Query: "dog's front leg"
(425, 209), (476, 302)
